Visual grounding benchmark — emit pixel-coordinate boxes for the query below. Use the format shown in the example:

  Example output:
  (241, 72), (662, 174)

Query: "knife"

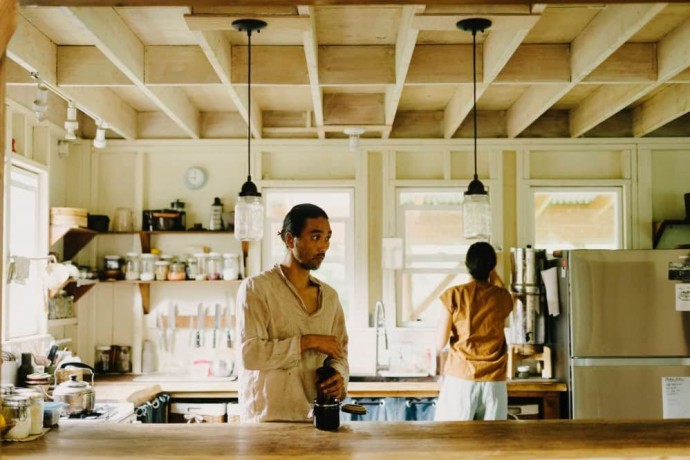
(195, 303), (206, 348)
(213, 304), (222, 348)
(168, 302), (176, 353)
(157, 310), (167, 352)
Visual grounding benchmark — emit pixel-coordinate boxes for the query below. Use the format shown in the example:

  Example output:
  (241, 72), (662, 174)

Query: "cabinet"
(49, 228), (242, 313)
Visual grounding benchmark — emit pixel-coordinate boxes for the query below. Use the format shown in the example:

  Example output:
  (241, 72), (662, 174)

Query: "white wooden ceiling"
(6, 2), (690, 141)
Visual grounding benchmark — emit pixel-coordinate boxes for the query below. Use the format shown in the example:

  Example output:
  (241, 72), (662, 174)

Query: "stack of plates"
(51, 207), (88, 228)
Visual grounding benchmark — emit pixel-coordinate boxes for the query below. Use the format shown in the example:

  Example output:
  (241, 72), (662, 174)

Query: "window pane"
(400, 272), (471, 324)
(533, 190), (621, 251)
(266, 191), (351, 218)
(399, 190), (475, 262)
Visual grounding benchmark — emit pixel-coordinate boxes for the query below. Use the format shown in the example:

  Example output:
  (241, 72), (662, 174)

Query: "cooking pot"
(52, 362), (95, 415)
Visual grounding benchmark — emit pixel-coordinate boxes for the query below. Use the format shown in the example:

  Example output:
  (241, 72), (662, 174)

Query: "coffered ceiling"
(6, 2), (690, 141)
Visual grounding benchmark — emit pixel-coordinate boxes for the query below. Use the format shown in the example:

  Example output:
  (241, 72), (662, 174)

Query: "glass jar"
(154, 261), (170, 281)
(140, 254), (157, 281)
(194, 253), (208, 280)
(124, 252), (140, 281)
(14, 390), (43, 435)
(186, 257), (198, 280)
(206, 252), (222, 280)
(234, 196), (264, 241)
(2, 395), (31, 440)
(168, 262), (186, 281)
(117, 346), (132, 373)
(222, 253), (239, 280)
(94, 345), (111, 373)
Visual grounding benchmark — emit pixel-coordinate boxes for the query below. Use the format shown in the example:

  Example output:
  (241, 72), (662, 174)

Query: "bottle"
(17, 353), (34, 387)
(209, 197), (223, 231)
(313, 358), (340, 431)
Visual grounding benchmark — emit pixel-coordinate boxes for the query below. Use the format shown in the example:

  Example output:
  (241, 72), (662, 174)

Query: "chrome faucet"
(374, 301), (389, 373)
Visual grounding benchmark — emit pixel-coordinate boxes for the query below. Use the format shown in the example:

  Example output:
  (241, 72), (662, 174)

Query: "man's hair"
(279, 203), (329, 242)
(465, 241), (497, 282)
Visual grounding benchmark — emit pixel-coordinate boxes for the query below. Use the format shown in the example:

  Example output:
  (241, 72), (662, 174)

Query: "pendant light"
(458, 18), (492, 241)
(233, 19), (267, 242)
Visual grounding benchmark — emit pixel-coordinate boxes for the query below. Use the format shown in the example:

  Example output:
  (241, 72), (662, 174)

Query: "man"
(434, 241), (513, 421)
(237, 203), (349, 423)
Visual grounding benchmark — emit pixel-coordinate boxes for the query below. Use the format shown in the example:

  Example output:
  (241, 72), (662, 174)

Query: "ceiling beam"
(507, 2), (666, 138)
(320, 46), (394, 86)
(384, 5), (422, 138)
(19, 0), (690, 6)
(185, 14), (309, 32)
(444, 14), (540, 139)
(7, 14), (137, 140)
(63, 7), (200, 139)
(570, 12), (690, 138)
(633, 84), (690, 137)
(191, 28), (263, 139)
(299, 6), (324, 139)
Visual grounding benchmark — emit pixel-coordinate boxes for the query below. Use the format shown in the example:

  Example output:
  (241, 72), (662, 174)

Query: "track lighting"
(93, 120), (107, 149)
(344, 127), (365, 152)
(32, 81), (49, 122)
(64, 102), (78, 141)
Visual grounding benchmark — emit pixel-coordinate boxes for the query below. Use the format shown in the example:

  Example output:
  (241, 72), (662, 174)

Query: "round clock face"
(184, 167), (207, 190)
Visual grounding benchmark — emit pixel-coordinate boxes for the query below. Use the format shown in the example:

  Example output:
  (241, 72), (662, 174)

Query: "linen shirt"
(440, 280), (513, 382)
(237, 264), (349, 423)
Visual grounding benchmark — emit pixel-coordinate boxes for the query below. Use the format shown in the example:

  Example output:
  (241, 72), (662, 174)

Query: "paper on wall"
(662, 377), (690, 419)
(541, 267), (560, 317)
(675, 284), (690, 311)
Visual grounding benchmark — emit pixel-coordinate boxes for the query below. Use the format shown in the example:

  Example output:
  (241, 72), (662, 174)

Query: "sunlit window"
(532, 188), (623, 252)
(263, 189), (354, 318)
(397, 189), (477, 326)
(4, 163), (48, 339)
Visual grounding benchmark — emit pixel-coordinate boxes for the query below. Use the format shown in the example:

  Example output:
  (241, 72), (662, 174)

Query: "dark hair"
(465, 241), (497, 282)
(279, 203), (329, 242)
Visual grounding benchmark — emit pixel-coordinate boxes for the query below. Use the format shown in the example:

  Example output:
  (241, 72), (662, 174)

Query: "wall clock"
(184, 166), (207, 190)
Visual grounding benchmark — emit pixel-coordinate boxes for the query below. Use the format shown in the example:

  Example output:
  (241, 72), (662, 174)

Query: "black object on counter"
(313, 359), (340, 431)
(17, 353), (35, 387)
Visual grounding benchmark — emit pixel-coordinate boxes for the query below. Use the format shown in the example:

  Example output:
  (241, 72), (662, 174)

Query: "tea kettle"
(52, 363), (96, 415)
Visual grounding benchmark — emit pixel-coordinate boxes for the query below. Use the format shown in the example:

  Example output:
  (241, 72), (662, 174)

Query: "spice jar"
(140, 254), (157, 281)
(206, 252), (222, 280)
(194, 253), (208, 280)
(222, 253), (239, 280)
(168, 262), (186, 281)
(124, 253), (140, 280)
(2, 395), (31, 440)
(154, 261), (170, 281)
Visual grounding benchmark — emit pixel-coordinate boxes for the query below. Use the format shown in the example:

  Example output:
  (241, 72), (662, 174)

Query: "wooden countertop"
(94, 375), (565, 405)
(4, 420), (690, 459)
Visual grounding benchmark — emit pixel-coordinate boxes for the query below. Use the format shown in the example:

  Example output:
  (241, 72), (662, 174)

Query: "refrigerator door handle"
(573, 357), (690, 367)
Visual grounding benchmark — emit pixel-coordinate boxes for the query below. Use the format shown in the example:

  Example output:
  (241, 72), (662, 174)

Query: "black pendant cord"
(246, 29), (252, 183)
(472, 27), (478, 181)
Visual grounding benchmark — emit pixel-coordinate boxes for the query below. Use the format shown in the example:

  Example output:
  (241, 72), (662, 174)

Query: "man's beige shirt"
(237, 264), (349, 423)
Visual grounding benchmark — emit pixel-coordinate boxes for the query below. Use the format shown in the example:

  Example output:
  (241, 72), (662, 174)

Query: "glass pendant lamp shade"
(458, 18), (492, 241)
(232, 19), (267, 242)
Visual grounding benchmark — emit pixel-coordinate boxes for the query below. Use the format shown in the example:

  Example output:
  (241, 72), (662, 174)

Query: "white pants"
(434, 375), (507, 421)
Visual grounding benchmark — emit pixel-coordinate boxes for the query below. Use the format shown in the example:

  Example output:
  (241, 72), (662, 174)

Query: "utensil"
(157, 310), (167, 352)
(195, 304), (206, 348)
(52, 362), (96, 415)
(167, 303), (177, 353)
(212, 304), (222, 348)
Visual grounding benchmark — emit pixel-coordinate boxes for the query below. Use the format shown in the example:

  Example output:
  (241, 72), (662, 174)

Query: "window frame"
(2, 154), (50, 341)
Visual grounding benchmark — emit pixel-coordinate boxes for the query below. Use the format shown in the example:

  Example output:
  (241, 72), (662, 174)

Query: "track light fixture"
(64, 101), (78, 141)
(31, 73), (49, 122)
(93, 120), (107, 149)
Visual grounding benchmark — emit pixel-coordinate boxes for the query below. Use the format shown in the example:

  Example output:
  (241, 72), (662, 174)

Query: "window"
(3, 161), (48, 340)
(530, 188), (624, 253)
(263, 189), (354, 319)
(396, 188), (477, 326)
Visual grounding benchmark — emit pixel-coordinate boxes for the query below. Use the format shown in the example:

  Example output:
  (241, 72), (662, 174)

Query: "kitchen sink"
(349, 374), (439, 383)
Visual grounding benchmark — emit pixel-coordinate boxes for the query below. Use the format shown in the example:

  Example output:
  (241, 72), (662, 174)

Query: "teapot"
(52, 363), (95, 415)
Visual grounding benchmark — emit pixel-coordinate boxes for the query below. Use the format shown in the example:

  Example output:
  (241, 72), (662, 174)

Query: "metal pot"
(52, 363), (95, 415)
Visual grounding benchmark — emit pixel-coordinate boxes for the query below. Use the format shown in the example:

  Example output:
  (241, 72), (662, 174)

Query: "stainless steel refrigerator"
(554, 249), (690, 419)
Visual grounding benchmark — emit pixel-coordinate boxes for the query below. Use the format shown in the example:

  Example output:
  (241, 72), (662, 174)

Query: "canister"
(154, 261), (170, 281)
(222, 253), (239, 280)
(14, 389), (43, 435)
(2, 395), (31, 439)
(140, 254), (157, 281)
(206, 253), (222, 280)
(124, 253), (140, 281)
(94, 345), (111, 373)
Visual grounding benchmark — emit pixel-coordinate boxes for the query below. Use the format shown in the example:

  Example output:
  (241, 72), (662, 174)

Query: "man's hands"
(301, 334), (344, 358)
(316, 369), (346, 400)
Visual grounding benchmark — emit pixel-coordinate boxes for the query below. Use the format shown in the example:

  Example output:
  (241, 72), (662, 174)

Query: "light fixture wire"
(246, 25), (253, 184)
(471, 25), (478, 181)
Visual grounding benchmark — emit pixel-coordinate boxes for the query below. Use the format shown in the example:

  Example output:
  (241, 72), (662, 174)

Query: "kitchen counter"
(4, 419), (690, 458)
(94, 375), (565, 406)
